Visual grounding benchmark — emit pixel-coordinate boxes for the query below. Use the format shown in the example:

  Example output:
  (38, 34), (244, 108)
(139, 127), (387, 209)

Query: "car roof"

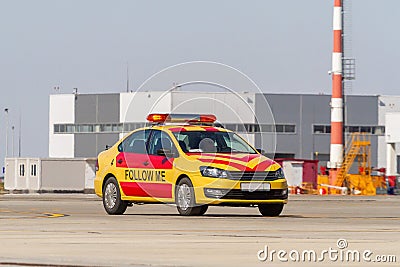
(147, 124), (232, 133)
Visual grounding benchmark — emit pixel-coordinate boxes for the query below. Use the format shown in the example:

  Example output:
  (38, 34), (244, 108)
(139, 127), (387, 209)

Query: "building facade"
(256, 94), (382, 169)
(49, 91), (398, 173)
(49, 91), (257, 158)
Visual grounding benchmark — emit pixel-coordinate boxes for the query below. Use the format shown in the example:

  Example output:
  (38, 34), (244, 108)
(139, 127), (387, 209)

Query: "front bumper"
(192, 176), (288, 205)
(204, 188), (288, 200)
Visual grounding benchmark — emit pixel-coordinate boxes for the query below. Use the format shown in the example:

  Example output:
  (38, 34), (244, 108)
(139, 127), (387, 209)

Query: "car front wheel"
(258, 203), (284, 217)
(103, 177), (128, 215)
(175, 177), (206, 216)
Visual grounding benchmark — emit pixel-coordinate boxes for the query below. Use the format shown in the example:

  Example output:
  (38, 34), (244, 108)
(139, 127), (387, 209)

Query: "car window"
(148, 130), (177, 156)
(172, 131), (257, 154)
(222, 134), (251, 152)
(118, 130), (149, 153)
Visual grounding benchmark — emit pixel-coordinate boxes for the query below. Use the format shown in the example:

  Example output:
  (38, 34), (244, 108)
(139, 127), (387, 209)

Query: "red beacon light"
(146, 113), (169, 123)
(146, 113), (217, 124)
(191, 114), (217, 123)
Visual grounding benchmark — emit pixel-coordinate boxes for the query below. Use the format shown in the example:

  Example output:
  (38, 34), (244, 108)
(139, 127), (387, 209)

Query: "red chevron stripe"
(120, 182), (172, 198)
(249, 159), (275, 171)
(197, 157), (275, 172)
(200, 153), (261, 162)
(197, 158), (250, 171)
(203, 127), (220, 132)
(168, 127), (187, 132)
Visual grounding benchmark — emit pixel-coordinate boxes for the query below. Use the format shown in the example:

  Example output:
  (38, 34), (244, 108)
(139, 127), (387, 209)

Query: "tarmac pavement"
(0, 194), (399, 267)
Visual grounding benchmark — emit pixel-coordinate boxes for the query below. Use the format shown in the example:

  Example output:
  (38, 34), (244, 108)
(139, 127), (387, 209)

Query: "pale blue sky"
(0, 0), (399, 165)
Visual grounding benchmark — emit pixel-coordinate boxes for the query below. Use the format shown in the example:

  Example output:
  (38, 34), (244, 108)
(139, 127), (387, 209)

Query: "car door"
(116, 129), (175, 200)
(116, 129), (150, 169)
(145, 129), (178, 199)
(115, 129), (156, 198)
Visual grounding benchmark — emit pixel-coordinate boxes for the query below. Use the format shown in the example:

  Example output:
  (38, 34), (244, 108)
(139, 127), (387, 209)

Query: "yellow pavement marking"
(0, 209), (68, 219)
(40, 213), (68, 218)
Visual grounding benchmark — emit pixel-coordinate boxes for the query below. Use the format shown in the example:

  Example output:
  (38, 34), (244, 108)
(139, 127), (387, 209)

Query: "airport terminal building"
(48, 91), (400, 173)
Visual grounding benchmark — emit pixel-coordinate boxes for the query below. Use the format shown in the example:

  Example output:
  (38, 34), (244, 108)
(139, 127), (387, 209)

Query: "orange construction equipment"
(334, 133), (376, 195)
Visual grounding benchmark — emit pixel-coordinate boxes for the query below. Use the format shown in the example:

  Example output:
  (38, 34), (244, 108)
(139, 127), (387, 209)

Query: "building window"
(245, 124), (259, 133)
(284, 125), (296, 133)
(76, 124), (93, 133)
(313, 125), (385, 135)
(261, 124), (273, 132)
(112, 124), (122, 132)
(66, 125), (74, 133)
(372, 126), (385, 135)
(123, 123), (134, 132)
(236, 124), (246, 132)
(101, 124), (112, 132)
(53, 122), (296, 135)
(275, 125), (284, 133)
(224, 124), (236, 131)
(19, 164), (25, 177)
(360, 126), (372, 133)
(348, 126), (360, 133)
(314, 125), (324, 134)
(313, 125), (331, 134)
(54, 123), (134, 134)
(223, 123), (295, 133)
(31, 164), (37, 177)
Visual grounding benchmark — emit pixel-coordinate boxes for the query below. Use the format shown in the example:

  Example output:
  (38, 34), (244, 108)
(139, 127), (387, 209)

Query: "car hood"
(186, 153), (280, 172)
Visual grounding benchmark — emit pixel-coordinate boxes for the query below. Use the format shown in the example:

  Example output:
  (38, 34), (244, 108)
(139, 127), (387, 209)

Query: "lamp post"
(11, 126), (15, 157)
(18, 112), (21, 157)
(4, 108), (9, 158)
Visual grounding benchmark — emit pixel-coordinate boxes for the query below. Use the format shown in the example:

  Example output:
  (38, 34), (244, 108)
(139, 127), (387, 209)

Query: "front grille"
(228, 171), (280, 181)
(204, 188), (288, 200)
(221, 189), (287, 200)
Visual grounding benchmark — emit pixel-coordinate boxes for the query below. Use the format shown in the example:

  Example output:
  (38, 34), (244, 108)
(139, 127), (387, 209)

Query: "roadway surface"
(0, 194), (399, 267)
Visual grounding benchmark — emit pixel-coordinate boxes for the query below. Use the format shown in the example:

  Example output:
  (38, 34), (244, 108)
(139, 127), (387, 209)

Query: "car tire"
(175, 177), (204, 216)
(258, 203), (284, 217)
(197, 205), (208, 216)
(103, 176), (128, 215)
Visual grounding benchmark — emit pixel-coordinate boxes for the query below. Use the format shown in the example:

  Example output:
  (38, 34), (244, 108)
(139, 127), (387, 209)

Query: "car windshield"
(172, 130), (257, 154)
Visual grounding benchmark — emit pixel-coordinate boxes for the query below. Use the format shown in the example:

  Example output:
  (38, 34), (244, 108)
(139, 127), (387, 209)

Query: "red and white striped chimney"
(329, 0), (343, 170)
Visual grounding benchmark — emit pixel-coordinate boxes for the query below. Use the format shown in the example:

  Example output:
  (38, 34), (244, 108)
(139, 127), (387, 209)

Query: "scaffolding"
(334, 133), (376, 195)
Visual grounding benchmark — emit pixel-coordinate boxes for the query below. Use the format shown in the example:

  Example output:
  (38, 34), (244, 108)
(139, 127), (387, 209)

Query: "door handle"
(143, 161), (149, 166)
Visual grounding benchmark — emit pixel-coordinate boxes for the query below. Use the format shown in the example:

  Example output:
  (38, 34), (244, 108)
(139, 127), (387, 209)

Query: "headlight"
(275, 168), (285, 179)
(200, 166), (228, 178)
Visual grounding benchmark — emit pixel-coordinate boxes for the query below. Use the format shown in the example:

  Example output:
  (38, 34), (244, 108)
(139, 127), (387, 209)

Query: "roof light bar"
(147, 113), (217, 124)
(146, 114), (169, 123)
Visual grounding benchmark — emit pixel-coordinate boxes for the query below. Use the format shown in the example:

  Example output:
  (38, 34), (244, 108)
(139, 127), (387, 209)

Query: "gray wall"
(345, 95), (378, 125)
(41, 159), (85, 190)
(255, 93), (379, 168)
(69, 92), (380, 169)
(74, 94), (120, 157)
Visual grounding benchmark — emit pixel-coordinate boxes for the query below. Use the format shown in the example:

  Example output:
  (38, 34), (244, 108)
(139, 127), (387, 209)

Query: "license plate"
(240, 182), (270, 192)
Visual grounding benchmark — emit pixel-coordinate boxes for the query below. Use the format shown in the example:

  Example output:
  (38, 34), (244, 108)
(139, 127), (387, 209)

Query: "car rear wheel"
(103, 177), (128, 215)
(258, 203), (284, 217)
(175, 178), (206, 216)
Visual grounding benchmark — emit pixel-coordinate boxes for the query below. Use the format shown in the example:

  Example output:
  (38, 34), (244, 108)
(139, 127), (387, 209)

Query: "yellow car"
(94, 114), (288, 216)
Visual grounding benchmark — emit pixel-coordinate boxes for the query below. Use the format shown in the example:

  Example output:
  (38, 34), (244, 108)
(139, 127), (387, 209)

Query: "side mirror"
(256, 148), (265, 154)
(157, 148), (176, 158)
(105, 145), (111, 150)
